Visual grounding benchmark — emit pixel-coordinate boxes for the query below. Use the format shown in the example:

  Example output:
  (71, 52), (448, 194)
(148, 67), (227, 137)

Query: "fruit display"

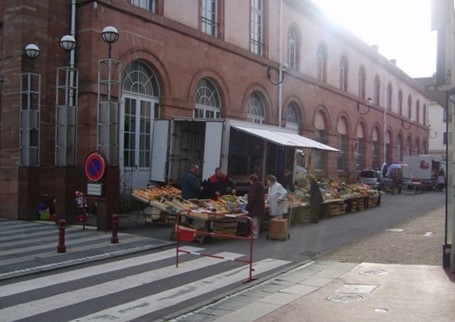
(132, 185), (181, 202)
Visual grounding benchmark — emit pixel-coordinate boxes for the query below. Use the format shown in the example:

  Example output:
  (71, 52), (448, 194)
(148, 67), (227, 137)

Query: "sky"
(310, 0), (437, 78)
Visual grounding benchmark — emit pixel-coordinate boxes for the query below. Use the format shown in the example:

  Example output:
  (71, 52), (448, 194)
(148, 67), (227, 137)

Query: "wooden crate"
(327, 203), (347, 216)
(268, 218), (289, 240)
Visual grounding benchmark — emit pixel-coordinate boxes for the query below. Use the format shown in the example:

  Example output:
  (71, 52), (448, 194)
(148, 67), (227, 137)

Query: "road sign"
(84, 152), (106, 182)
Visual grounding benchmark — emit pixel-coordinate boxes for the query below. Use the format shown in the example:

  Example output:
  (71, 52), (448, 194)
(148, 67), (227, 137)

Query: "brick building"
(0, 0), (429, 221)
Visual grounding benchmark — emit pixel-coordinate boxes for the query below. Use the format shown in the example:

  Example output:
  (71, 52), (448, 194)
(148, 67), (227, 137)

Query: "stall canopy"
(229, 120), (339, 152)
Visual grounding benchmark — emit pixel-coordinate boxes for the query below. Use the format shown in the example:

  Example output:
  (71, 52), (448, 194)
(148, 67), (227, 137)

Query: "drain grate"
(359, 269), (388, 275)
(327, 294), (362, 302)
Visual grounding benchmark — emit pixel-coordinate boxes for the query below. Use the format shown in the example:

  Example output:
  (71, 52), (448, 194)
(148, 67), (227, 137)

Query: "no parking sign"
(84, 152), (106, 196)
(85, 152), (106, 182)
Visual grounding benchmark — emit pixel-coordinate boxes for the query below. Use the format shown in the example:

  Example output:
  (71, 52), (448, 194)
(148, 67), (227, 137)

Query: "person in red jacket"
(201, 167), (234, 199)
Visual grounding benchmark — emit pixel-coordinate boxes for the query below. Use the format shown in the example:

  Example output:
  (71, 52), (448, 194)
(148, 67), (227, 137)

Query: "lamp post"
(97, 25), (120, 165)
(55, 34), (78, 166)
(446, 88), (455, 272)
(20, 43), (41, 166)
(101, 26), (119, 59)
(96, 26), (121, 231)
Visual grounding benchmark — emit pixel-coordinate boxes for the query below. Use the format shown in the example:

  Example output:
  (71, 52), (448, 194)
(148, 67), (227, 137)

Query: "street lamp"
(357, 97), (373, 115)
(60, 35), (76, 53)
(101, 26), (119, 59)
(55, 34), (78, 167)
(24, 43), (40, 60)
(20, 43), (41, 166)
(98, 26), (121, 166)
(267, 63), (288, 127)
(402, 119), (412, 130)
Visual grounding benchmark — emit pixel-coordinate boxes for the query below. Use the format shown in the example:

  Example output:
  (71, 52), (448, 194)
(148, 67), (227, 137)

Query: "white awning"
(229, 121), (339, 152)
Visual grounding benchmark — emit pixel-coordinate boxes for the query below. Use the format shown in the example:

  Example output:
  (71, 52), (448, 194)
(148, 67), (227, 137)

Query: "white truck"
(148, 118), (337, 191)
(402, 155), (441, 189)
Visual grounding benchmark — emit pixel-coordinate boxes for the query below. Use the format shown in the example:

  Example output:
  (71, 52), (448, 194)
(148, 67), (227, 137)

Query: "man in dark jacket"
(181, 164), (201, 200)
(245, 173), (265, 239)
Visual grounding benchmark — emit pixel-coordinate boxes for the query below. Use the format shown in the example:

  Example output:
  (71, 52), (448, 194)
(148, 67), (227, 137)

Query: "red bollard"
(57, 219), (66, 253)
(111, 214), (119, 244)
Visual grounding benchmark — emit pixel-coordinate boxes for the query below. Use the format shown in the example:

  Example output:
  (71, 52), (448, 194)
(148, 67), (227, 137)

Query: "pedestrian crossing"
(0, 246), (290, 321)
(0, 218), (173, 280)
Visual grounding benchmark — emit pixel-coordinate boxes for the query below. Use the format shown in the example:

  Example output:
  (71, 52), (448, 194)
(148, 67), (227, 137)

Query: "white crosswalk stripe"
(0, 247), (290, 321)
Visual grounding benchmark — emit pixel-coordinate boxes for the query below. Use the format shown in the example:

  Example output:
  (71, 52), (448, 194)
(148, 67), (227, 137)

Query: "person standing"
(266, 175), (288, 219)
(180, 164), (201, 200)
(308, 174), (323, 223)
(245, 174), (265, 239)
(201, 167), (234, 199)
(437, 169), (445, 192)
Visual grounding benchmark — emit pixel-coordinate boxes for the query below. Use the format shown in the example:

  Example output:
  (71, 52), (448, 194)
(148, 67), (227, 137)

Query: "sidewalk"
(168, 207), (455, 322)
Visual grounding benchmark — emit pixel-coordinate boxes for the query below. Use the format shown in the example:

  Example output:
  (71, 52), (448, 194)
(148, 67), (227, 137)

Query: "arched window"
(337, 117), (348, 171)
(416, 100), (420, 123)
(358, 66), (366, 99)
(372, 127), (381, 169)
(355, 123), (365, 171)
(288, 26), (299, 71)
(406, 137), (412, 156)
(285, 102), (300, 132)
(316, 42), (328, 82)
(247, 91), (266, 124)
(387, 82), (393, 111)
(193, 78), (221, 119)
(123, 60), (160, 96)
(314, 110), (327, 170)
(398, 90), (403, 116)
(407, 95), (412, 119)
(374, 74), (381, 105)
(423, 104), (427, 125)
(121, 60), (160, 172)
(396, 134), (402, 162)
(339, 55), (348, 92)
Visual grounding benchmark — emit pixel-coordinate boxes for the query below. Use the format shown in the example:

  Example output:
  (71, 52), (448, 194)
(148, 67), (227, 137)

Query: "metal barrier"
(175, 211), (256, 283)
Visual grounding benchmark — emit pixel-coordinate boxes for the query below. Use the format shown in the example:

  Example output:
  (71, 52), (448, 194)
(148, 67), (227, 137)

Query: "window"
(416, 100), (420, 123)
(355, 124), (365, 171)
(372, 127), (381, 169)
(387, 82), (393, 111)
(288, 27), (299, 70)
(247, 91), (266, 124)
(423, 104), (427, 125)
(131, 0), (155, 12)
(316, 42), (327, 82)
(337, 117), (348, 171)
(407, 95), (412, 119)
(201, 0), (218, 37)
(373, 74), (381, 105)
(121, 60), (160, 170)
(398, 90), (403, 115)
(285, 102), (299, 132)
(193, 78), (221, 119)
(339, 55), (348, 92)
(358, 66), (366, 99)
(314, 111), (327, 170)
(250, 0), (264, 55)
(396, 135), (402, 162)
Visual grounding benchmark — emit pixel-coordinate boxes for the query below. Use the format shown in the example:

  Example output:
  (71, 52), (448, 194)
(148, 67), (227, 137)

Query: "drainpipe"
(70, 0), (76, 69)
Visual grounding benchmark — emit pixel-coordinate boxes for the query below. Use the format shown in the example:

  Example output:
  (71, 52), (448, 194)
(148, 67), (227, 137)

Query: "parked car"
(358, 169), (382, 190)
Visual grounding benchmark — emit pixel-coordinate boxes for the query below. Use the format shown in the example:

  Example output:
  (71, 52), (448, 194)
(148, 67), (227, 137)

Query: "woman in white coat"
(266, 175), (288, 218)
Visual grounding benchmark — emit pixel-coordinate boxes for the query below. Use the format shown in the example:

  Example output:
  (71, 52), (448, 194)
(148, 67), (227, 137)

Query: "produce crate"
(367, 195), (381, 208)
(296, 206), (310, 223)
(267, 218), (289, 241)
(213, 219), (238, 238)
(327, 203), (347, 216)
